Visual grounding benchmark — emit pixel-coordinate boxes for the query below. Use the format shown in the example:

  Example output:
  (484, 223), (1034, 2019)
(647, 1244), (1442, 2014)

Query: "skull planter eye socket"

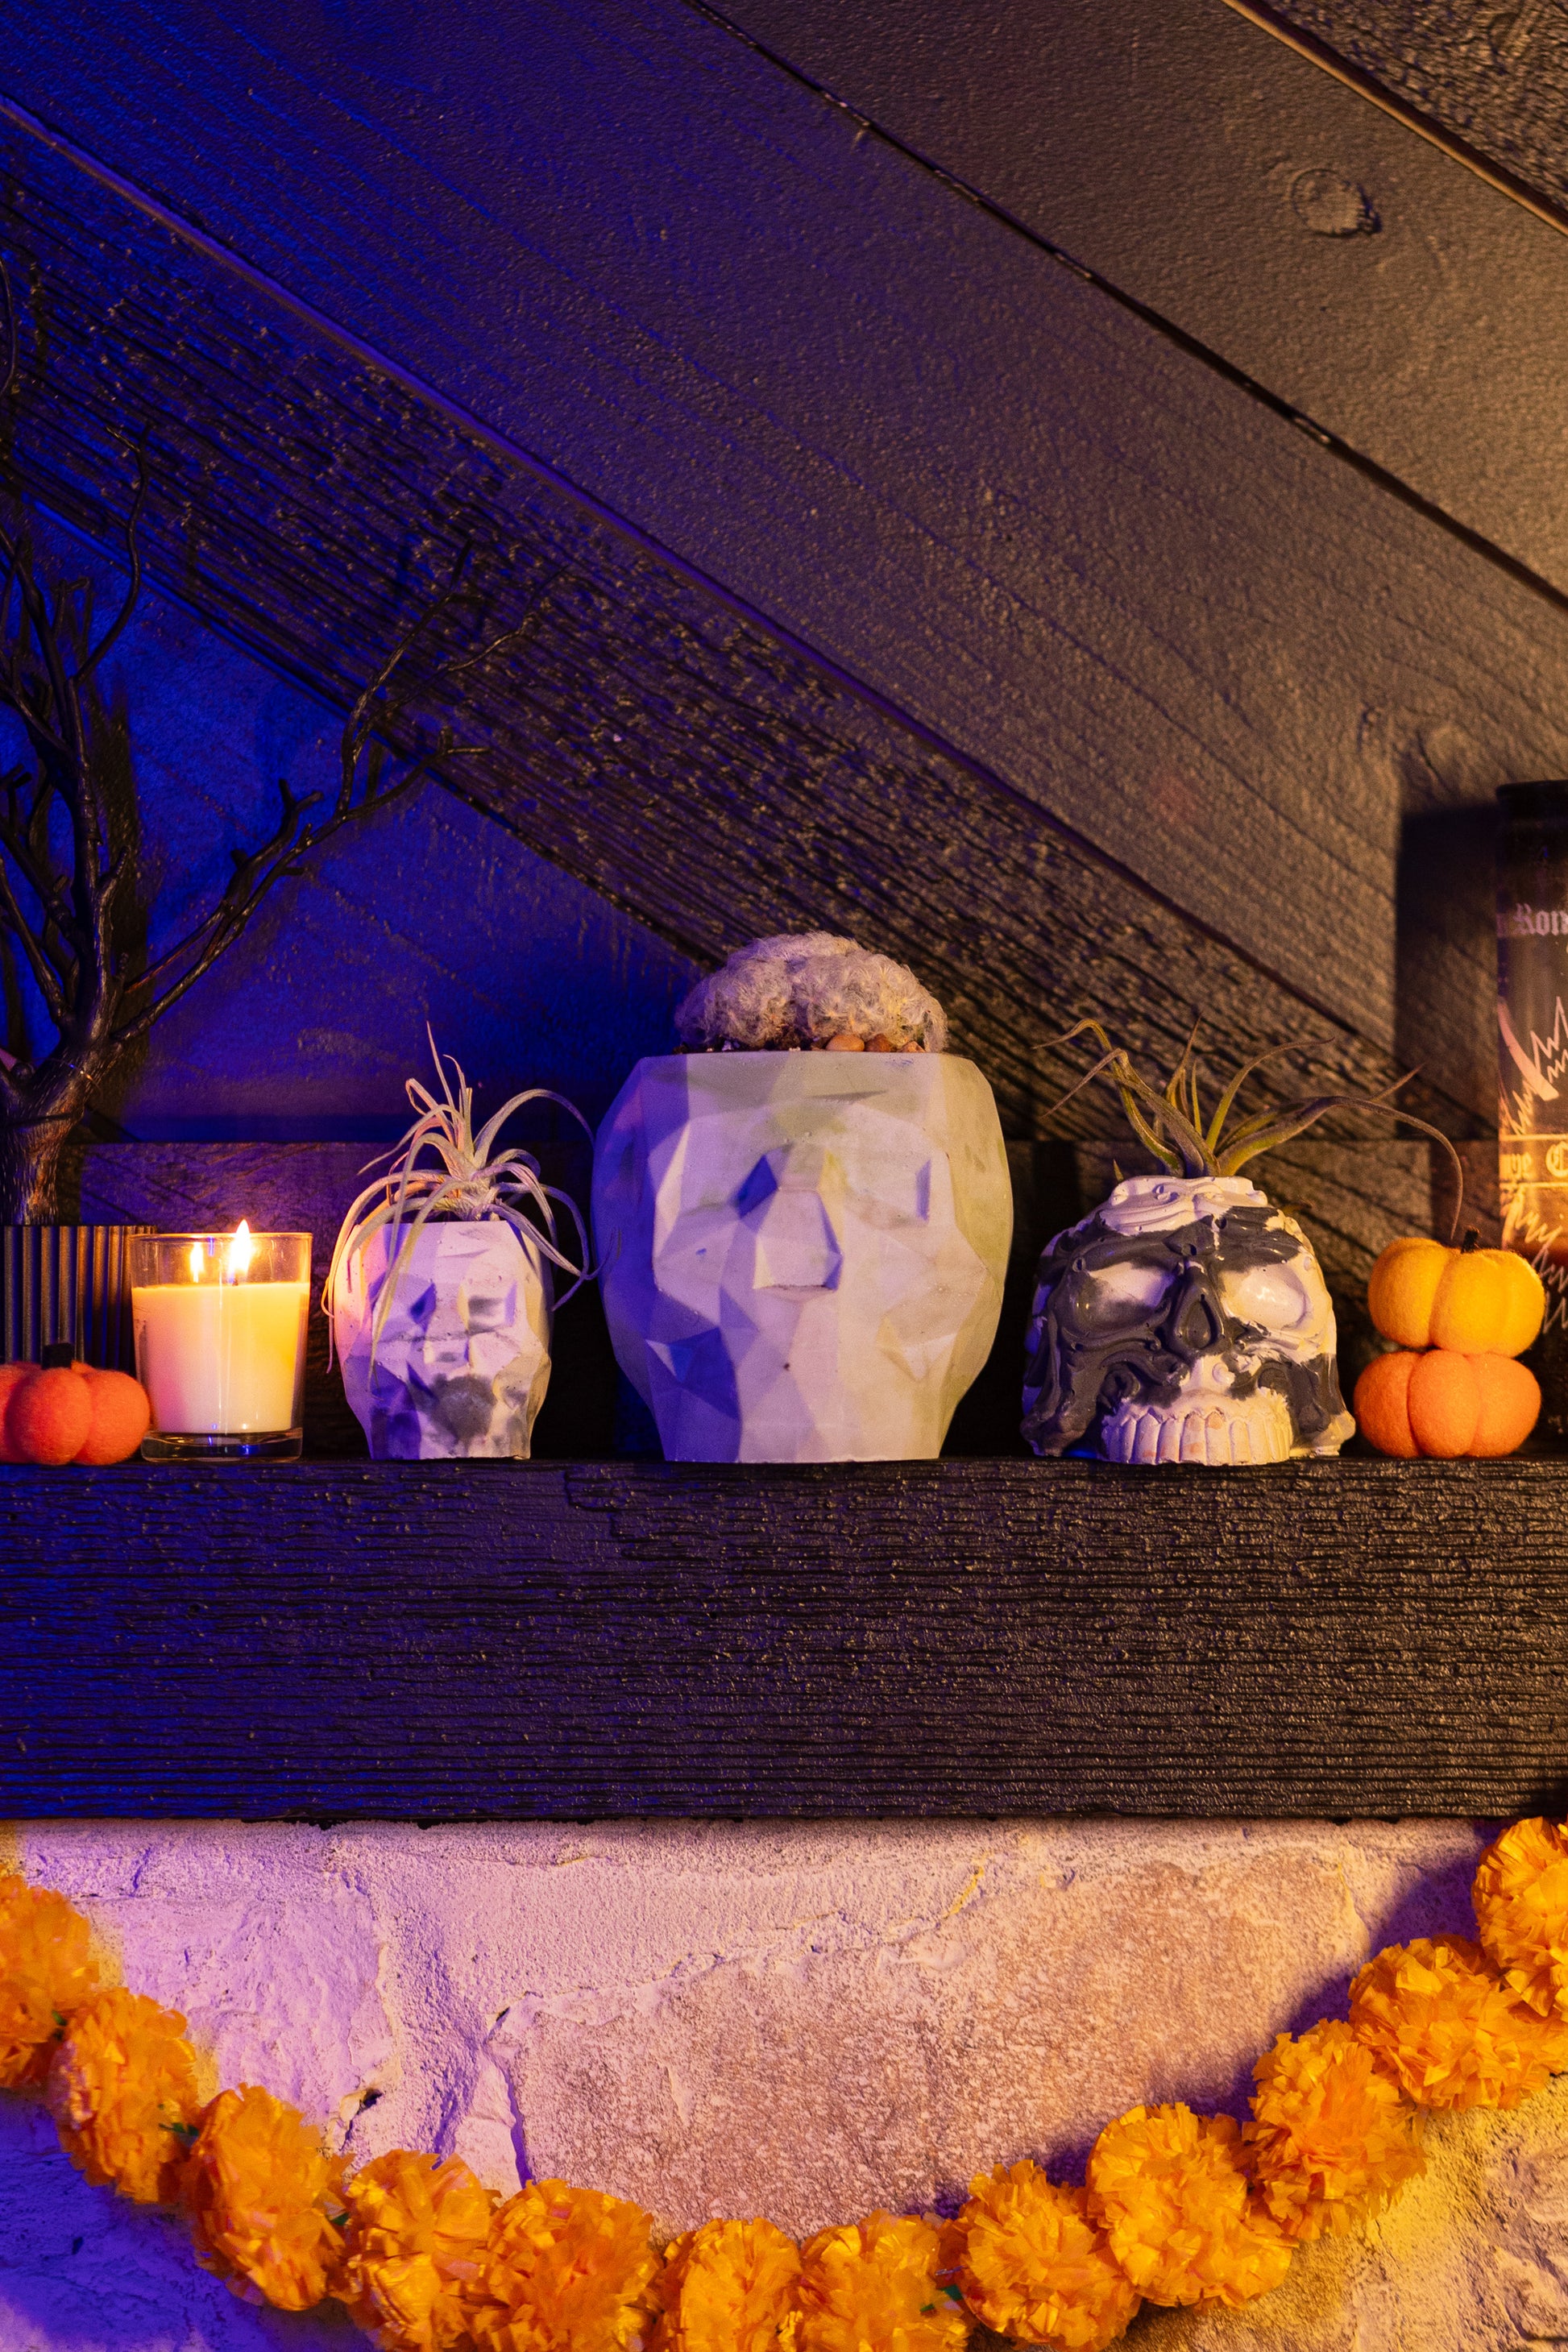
(1082, 1262), (1173, 1324)
(1220, 1260), (1313, 1339)
(1023, 1174), (1354, 1467)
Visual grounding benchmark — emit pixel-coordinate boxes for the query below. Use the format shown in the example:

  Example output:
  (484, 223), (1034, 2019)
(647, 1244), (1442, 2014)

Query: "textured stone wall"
(3, 1817), (1565, 2349)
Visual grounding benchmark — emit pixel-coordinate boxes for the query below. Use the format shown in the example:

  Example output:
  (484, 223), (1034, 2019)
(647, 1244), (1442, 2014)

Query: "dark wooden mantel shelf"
(1, 1457), (1562, 1822)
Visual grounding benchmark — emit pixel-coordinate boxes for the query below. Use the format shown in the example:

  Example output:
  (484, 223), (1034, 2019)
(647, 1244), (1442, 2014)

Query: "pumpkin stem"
(1462, 1227), (1481, 1253)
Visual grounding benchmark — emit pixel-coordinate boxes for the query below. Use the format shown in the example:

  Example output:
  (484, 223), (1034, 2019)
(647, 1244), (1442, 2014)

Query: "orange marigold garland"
(465, 2176), (660, 2352)
(0, 1871), (99, 2087)
(1085, 2103), (1291, 2310)
(6, 1819), (1568, 2340)
(46, 1985), (201, 2203)
(1246, 2018), (1425, 2241)
(1473, 1815), (1568, 2020)
(796, 2210), (970, 2352)
(337, 2148), (496, 2350)
(650, 2215), (803, 2352)
(1348, 1934), (1568, 2109)
(952, 2158), (1139, 2350)
(182, 2083), (346, 2312)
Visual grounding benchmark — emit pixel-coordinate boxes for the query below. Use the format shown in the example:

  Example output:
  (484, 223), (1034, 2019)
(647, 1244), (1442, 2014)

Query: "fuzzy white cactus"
(676, 932), (947, 1053)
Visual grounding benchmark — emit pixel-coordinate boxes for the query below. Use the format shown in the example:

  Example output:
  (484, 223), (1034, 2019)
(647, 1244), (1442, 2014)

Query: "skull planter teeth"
(594, 933), (1013, 1462)
(1023, 1023), (1462, 1467)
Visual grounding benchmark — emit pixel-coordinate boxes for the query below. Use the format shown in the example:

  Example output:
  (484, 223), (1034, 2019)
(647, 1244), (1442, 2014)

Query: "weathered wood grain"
(0, 1457), (1564, 1819)
(718, 0), (1568, 604)
(1241, 0), (1568, 230)
(4, 7), (1568, 1097)
(0, 116), (1491, 1151)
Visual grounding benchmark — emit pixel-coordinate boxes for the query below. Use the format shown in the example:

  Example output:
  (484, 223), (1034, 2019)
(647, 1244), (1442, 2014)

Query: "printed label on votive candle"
(132, 1281), (309, 1433)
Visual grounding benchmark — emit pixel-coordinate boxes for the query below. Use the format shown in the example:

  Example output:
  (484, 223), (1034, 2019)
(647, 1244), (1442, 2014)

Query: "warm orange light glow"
(225, 1221), (255, 1283)
(187, 1241), (205, 1284)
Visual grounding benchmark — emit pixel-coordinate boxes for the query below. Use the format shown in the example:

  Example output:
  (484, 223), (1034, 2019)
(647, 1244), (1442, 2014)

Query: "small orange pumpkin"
(1354, 1350), (1541, 1459)
(1367, 1231), (1544, 1357)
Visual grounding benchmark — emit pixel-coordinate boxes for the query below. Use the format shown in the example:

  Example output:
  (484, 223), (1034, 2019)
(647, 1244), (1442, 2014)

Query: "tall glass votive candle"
(131, 1227), (311, 1461)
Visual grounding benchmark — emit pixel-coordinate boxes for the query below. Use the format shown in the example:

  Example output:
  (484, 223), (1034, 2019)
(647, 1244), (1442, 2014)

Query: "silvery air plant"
(328, 1035), (593, 1459)
(1023, 1022), (1461, 1467)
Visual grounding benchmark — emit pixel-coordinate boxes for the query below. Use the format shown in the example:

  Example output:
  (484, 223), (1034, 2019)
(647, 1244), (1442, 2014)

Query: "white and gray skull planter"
(593, 1052), (1013, 1461)
(332, 1217), (553, 1459)
(1022, 1172), (1354, 1466)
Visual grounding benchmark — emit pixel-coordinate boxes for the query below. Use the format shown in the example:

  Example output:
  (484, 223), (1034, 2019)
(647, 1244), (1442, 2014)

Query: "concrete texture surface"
(1, 1816), (1561, 2350)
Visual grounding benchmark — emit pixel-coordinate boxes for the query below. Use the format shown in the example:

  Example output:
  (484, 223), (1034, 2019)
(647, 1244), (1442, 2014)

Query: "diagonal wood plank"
(0, 110), (1482, 1155)
(713, 0), (1568, 605)
(4, 1), (1568, 1101)
(1237, 0), (1568, 231)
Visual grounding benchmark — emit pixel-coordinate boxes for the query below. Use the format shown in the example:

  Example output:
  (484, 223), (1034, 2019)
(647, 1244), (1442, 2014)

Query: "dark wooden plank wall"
(2, 112), (1438, 1158)
(2, 1457), (1565, 1820)
(4, 2), (1568, 1137)
(717, 0), (1568, 601)
(1242, 0), (1568, 228)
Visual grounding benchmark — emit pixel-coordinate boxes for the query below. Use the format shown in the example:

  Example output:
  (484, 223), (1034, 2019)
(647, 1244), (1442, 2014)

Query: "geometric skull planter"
(326, 1035), (591, 1462)
(1022, 1171), (1355, 1465)
(330, 1217), (553, 1459)
(593, 1051), (1013, 1460)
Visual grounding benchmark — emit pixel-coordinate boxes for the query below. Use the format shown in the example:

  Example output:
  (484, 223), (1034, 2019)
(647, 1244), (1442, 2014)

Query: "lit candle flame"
(225, 1220), (255, 1283)
(188, 1240), (205, 1283)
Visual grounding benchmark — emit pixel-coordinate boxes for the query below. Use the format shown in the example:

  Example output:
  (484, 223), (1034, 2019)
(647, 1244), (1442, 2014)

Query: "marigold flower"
(952, 2159), (1139, 2349)
(465, 2177), (659, 2352)
(650, 2216), (803, 2352)
(0, 1873), (99, 2088)
(182, 2083), (346, 2310)
(1349, 1935), (1568, 2109)
(1246, 2019), (1424, 2240)
(1085, 2104), (1290, 2309)
(338, 2148), (496, 2350)
(46, 1986), (200, 2203)
(796, 2210), (969, 2352)
(1473, 1817), (1568, 2020)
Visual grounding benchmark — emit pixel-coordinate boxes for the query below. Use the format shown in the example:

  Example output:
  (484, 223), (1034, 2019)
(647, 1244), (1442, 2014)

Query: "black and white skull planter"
(1022, 1172), (1355, 1466)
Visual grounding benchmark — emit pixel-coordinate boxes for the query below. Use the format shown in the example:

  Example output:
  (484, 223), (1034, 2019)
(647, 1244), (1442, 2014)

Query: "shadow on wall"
(1396, 799), (1498, 1135)
(0, 2099), (341, 2348)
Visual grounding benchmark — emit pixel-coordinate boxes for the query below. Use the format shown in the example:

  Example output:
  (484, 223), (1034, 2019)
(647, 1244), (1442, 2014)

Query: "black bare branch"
(0, 252), (542, 1217)
(73, 441), (147, 683)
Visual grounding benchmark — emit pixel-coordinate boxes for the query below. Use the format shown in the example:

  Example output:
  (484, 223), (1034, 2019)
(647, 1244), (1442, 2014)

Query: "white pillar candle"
(131, 1226), (311, 1448)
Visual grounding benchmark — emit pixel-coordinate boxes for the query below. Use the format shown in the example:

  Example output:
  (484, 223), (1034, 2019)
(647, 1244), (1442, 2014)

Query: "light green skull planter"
(593, 934), (1013, 1462)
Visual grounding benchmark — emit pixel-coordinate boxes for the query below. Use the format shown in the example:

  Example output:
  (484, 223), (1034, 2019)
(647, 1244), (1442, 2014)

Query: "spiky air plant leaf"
(326, 1030), (595, 1369)
(1046, 1019), (1465, 1223)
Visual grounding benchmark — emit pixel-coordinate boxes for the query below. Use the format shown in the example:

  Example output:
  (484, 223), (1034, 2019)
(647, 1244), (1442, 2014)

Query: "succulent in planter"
(594, 932), (1012, 1462)
(1023, 1022), (1463, 1467)
(327, 1036), (593, 1460)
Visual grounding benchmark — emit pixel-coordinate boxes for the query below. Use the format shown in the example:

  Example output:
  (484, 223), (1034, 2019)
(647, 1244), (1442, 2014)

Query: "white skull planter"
(1023, 1172), (1354, 1466)
(594, 1052), (1012, 1462)
(332, 1218), (553, 1460)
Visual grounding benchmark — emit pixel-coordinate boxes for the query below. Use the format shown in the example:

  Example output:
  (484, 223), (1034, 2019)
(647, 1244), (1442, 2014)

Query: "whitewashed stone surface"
(593, 1052), (1012, 1460)
(2, 1817), (1565, 2349)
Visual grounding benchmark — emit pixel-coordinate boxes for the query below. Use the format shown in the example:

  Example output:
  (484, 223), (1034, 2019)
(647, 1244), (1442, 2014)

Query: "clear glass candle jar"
(131, 1229), (311, 1461)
